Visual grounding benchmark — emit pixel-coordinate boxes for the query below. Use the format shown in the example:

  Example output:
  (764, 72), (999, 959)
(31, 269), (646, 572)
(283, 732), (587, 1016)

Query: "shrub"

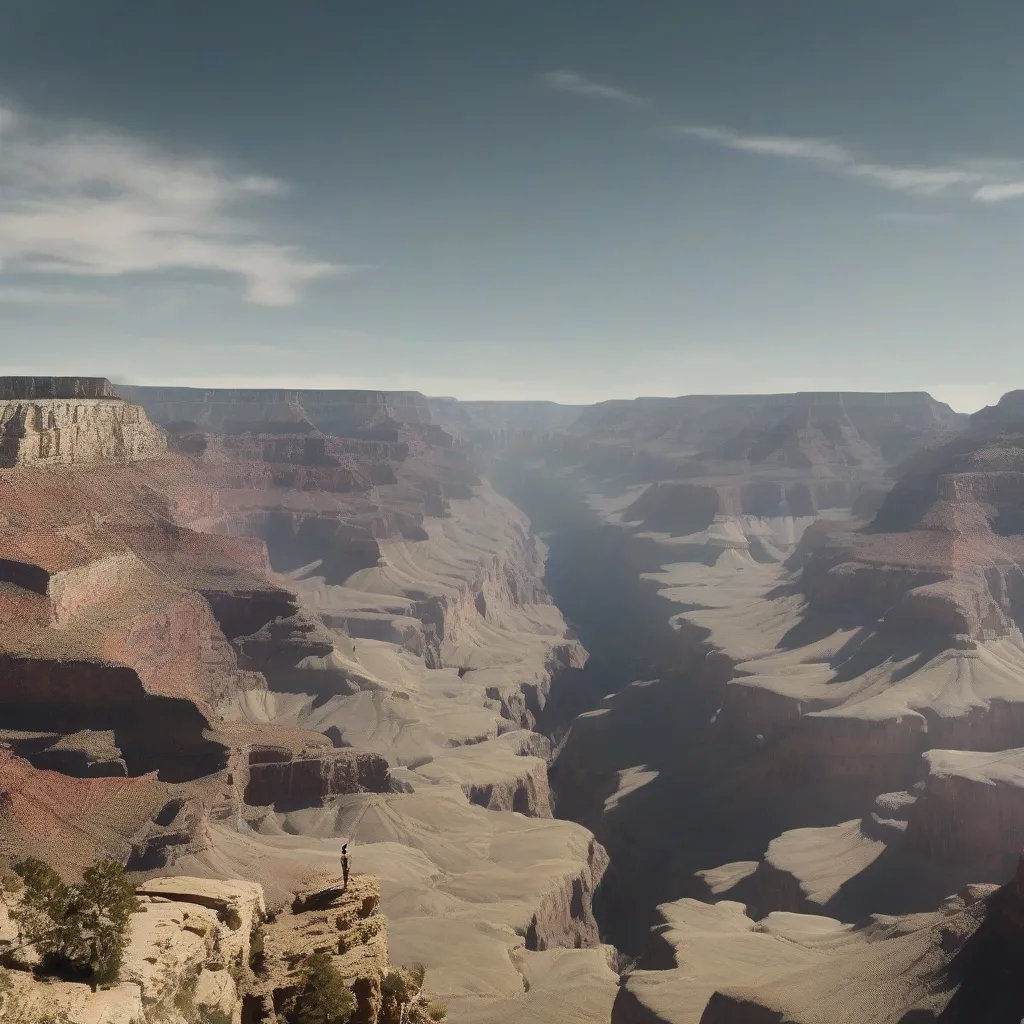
(286, 951), (355, 1024)
(381, 965), (431, 1024)
(11, 857), (140, 985)
(407, 964), (426, 992)
(197, 1008), (233, 1024)
(426, 1001), (448, 1021)
(381, 969), (411, 1006)
(0, 868), (24, 894)
(173, 968), (199, 1017)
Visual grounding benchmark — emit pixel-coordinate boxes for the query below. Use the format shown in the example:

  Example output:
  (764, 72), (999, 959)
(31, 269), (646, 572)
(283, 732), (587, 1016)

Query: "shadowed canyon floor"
(4, 381), (1024, 1023)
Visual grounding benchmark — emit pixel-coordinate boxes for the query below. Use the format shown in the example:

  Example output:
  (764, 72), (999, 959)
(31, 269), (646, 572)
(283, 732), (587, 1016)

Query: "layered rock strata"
(0, 377), (165, 467)
(1, 382), (612, 1022)
(483, 388), (1024, 1020)
(0, 873), (400, 1024)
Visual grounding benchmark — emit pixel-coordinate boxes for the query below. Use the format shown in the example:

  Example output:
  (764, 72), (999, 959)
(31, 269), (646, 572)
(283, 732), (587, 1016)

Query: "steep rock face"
(244, 748), (392, 810)
(0, 749), (172, 873)
(624, 483), (724, 535)
(0, 380), (166, 468)
(0, 376), (119, 400)
(460, 757), (551, 816)
(414, 731), (554, 817)
(0, 875), (266, 1024)
(903, 748), (1024, 875)
(173, 432), (388, 493)
(1, 869), (403, 1024)
(490, 389), (1023, 972)
(524, 836), (610, 952)
(118, 385), (435, 436)
(1, 383), (612, 1023)
(528, 391), (964, 484)
(254, 876), (391, 1024)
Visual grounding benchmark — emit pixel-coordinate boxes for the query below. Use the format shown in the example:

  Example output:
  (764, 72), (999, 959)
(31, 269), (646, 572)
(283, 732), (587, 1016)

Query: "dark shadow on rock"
(930, 882), (1024, 1023)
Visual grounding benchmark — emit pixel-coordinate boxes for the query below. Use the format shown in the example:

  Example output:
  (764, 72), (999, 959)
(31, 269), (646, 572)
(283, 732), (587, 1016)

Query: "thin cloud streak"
(538, 72), (1024, 205)
(680, 126), (851, 164)
(672, 124), (1024, 202)
(539, 71), (650, 108)
(973, 181), (1024, 203)
(0, 286), (120, 306)
(0, 101), (345, 305)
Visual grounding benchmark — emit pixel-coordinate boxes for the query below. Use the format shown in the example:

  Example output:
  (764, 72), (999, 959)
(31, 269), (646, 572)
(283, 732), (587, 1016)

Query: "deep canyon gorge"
(4, 379), (1024, 1022)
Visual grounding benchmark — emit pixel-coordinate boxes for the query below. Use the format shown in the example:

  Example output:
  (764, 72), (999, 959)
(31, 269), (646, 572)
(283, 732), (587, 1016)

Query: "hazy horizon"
(3, 2), (1024, 414)
(110, 378), (999, 415)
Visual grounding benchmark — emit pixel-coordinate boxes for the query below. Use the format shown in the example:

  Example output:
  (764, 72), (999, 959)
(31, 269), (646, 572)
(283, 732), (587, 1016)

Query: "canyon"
(4, 378), (1024, 1023)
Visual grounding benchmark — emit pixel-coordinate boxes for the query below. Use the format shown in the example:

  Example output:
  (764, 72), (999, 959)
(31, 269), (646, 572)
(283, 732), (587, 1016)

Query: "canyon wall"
(0, 379), (618, 1023)
(470, 388), (1024, 1022)
(5, 379), (1019, 1024)
(0, 378), (166, 467)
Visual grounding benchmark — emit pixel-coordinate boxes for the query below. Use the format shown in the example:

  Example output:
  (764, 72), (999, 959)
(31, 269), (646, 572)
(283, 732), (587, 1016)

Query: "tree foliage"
(11, 857), (140, 985)
(286, 951), (355, 1024)
(381, 964), (445, 1024)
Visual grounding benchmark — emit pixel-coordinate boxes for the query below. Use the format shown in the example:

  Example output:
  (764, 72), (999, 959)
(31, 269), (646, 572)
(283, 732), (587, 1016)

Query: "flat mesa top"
(0, 377), (119, 400)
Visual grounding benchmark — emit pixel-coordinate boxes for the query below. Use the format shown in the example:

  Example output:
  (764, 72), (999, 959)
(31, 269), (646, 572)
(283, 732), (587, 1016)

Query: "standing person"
(341, 843), (350, 889)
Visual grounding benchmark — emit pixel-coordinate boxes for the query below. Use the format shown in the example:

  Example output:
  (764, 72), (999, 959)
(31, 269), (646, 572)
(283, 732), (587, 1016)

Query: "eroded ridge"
(1, 383), (616, 1021)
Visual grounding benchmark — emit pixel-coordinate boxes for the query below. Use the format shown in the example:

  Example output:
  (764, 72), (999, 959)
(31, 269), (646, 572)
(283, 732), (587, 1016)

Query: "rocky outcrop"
(414, 731), (554, 816)
(903, 748), (1024, 876)
(127, 796), (211, 871)
(252, 875), (391, 1024)
(0, 749), (172, 875)
(0, 875), (266, 1024)
(244, 748), (392, 810)
(0, 380), (166, 468)
(522, 837), (609, 952)
(0, 654), (229, 781)
(0, 376), (119, 400)
(26, 728), (128, 777)
(624, 483), (724, 535)
(118, 386), (435, 436)
(0, 871), (407, 1024)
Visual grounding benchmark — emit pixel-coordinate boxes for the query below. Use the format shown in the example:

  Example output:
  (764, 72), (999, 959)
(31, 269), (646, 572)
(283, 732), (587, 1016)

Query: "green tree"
(287, 951), (355, 1024)
(10, 858), (73, 964)
(11, 857), (139, 984)
(72, 860), (140, 984)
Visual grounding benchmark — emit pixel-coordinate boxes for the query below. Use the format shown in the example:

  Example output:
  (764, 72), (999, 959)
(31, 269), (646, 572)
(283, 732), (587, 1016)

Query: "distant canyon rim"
(3, 379), (1024, 1022)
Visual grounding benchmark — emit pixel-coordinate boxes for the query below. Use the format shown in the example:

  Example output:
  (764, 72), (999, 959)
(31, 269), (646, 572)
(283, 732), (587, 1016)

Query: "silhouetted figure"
(341, 843), (350, 888)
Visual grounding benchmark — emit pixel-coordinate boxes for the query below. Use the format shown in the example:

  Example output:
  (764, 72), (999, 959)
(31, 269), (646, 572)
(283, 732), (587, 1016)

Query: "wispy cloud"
(679, 126), (851, 164)
(0, 285), (120, 306)
(539, 71), (650, 109)
(671, 124), (1024, 203)
(0, 101), (345, 305)
(972, 181), (1024, 203)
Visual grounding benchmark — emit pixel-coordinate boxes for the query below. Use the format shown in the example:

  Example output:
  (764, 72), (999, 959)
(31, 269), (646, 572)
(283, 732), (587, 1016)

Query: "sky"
(1, 1), (1023, 410)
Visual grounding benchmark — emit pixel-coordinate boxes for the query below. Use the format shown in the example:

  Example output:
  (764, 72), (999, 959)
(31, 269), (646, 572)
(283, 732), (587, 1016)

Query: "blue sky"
(2, 1), (1024, 410)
